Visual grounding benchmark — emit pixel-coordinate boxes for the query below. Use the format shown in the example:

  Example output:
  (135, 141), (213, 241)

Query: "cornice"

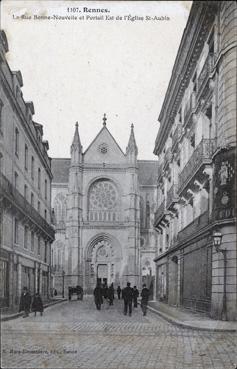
(0, 70), (53, 179)
(154, 2), (218, 155)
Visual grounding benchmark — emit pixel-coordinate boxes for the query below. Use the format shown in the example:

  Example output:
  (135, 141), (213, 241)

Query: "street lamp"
(212, 230), (227, 321)
(213, 231), (223, 252)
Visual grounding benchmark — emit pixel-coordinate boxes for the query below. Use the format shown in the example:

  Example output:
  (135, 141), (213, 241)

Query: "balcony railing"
(172, 124), (182, 153)
(0, 173), (55, 240)
(197, 54), (214, 100)
(178, 138), (214, 195)
(184, 92), (196, 129)
(163, 148), (172, 171)
(154, 201), (165, 227)
(166, 184), (179, 210)
(177, 211), (209, 244)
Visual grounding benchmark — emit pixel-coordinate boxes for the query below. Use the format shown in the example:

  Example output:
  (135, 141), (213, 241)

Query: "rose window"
(89, 180), (118, 210)
(88, 180), (119, 221)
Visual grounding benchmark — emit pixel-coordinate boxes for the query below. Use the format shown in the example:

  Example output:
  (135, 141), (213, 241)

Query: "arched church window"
(140, 196), (144, 228)
(53, 193), (67, 228)
(88, 179), (119, 222)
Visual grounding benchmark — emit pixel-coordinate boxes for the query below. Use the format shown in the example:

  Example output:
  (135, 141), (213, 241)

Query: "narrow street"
(2, 296), (236, 369)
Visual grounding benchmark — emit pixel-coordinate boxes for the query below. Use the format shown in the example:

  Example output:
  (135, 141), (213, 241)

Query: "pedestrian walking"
(141, 284), (149, 316)
(123, 282), (133, 316)
(108, 283), (114, 306)
(19, 287), (31, 318)
(117, 285), (121, 299)
(133, 286), (139, 308)
(32, 292), (44, 317)
(102, 283), (108, 300)
(93, 283), (103, 310)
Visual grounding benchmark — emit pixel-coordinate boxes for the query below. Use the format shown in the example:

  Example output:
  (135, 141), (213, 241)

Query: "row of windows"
(13, 169), (48, 220)
(14, 127), (48, 199)
(14, 219), (48, 263)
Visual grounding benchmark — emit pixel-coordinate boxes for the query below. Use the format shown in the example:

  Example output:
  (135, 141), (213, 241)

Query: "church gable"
(84, 126), (126, 164)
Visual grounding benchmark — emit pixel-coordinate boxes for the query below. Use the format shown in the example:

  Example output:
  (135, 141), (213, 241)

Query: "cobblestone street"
(1, 296), (237, 369)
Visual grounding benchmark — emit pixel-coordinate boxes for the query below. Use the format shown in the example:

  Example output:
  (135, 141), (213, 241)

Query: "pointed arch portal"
(85, 233), (122, 291)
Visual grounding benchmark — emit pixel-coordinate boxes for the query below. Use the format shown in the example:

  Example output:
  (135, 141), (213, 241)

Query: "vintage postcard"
(0, 1), (236, 368)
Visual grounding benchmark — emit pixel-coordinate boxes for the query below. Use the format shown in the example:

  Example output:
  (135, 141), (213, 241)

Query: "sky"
(1, 1), (192, 160)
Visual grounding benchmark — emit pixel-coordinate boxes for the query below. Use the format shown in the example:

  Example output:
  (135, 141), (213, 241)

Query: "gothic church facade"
(51, 117), (157, 293)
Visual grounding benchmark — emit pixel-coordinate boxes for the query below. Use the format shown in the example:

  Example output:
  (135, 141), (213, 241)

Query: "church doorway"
(97, 264), (108, 285)
(85, 234), (122, 292)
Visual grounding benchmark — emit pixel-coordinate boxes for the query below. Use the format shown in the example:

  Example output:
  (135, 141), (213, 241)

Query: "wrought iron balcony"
(184, 92), (196, 129)
(163, 148), (172, 171)
(166, 184), (179, 210)
(172, 124), (182, 153)
(178, 138), (214, 196)
(154, 201), (165, 227)
(0, 173), (55, 240)
(197, 54), (214, 101)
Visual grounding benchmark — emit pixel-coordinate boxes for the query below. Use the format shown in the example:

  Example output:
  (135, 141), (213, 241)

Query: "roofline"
(83, 125), (125, 156)
(154, 1), (218, 156)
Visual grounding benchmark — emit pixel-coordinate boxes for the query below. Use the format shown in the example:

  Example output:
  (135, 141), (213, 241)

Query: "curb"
(1, 298), (67, 322)
(146, 304), (237, 332)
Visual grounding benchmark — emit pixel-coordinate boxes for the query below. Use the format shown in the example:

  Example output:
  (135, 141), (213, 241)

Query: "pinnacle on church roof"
(71, 121), (82, 149)
(103, 113), (107, 126)
(126, 123), (138, 156)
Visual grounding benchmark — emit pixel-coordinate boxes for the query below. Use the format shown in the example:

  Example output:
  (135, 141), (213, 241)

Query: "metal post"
(221, 250), (227, 321)
(62, 270), (65, 298)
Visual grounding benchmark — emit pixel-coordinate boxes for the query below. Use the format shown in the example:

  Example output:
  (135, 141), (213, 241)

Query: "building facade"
(51, 118), (157, 294)
(153, 2), (236, 320)
(0, 30), (55, 310)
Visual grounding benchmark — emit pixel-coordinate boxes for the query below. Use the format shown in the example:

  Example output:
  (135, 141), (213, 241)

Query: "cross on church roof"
(103, 113), (107, 126)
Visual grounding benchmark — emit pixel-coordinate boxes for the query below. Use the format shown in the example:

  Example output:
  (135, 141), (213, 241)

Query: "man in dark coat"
(93, 283), (103, 310)
(108, 283), (114, 306)
(133, 286), (139, 308)
(102, 283), (108, 300)
(32, 292), (44, 316)
(123, 282), (133, 316)
(19, 287), (31, 318)
(141, 284), (149, 316)
(117, 285), (121, 300)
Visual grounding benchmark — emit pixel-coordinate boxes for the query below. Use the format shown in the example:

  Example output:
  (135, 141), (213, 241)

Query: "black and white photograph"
(0, 1), (236, 368)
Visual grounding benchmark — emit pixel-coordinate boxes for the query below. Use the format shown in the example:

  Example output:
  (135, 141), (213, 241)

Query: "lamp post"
(62, 270), (65, 298)
(212, 230), (227, 321)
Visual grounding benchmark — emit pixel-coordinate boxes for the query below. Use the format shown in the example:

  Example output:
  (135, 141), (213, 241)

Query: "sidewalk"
(146, 300), (237, 332)
(1, 297), (67, 322)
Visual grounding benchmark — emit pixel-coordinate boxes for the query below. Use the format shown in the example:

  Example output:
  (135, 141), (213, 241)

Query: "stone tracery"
(88, 179), (120, 221)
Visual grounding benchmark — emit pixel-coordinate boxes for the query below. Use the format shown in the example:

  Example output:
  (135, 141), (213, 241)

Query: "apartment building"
(0, 30), (55, 311)
(153, 2), (236, 320)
